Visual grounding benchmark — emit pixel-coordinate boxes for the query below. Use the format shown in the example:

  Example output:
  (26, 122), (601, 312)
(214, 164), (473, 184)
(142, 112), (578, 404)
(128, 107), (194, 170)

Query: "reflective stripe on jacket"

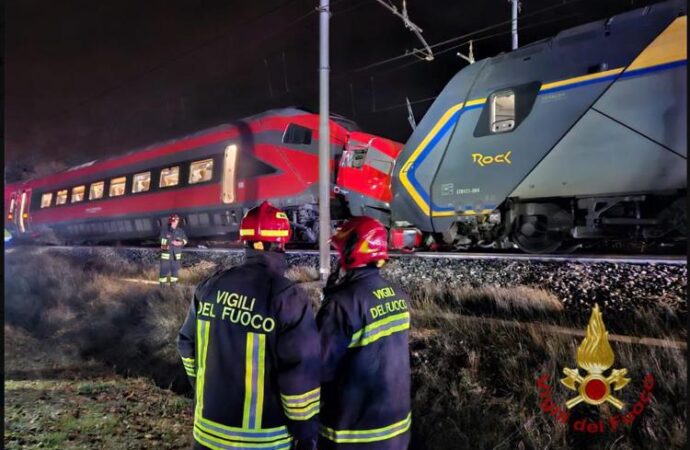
(177, 250), (321, 449)
(317, 267), (411, 449)
(160, 226), (187, 259)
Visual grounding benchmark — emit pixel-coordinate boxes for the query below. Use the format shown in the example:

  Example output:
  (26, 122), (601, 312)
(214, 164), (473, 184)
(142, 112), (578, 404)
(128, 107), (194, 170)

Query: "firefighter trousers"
(159, 253), (180, 284)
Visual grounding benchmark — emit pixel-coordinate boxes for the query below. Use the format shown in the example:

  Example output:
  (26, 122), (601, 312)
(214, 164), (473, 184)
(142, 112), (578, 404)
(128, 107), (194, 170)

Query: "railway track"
(9, 244), (687, 265)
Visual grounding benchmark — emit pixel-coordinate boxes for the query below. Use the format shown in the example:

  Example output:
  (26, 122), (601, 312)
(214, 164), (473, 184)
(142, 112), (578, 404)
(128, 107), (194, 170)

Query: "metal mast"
(511, 0), (519, 50)
(318, 0), (331, 281)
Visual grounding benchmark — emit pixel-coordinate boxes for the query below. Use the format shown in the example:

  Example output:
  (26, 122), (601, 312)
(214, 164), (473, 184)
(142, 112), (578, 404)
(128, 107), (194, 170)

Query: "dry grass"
(4, 251), (194, 392)
(4, 377), (193, 449)
(4, 251), (686, 449)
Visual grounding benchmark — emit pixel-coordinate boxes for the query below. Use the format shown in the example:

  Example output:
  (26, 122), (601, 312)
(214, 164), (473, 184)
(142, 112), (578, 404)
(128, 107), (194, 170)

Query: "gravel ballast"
(32, 246), (687, 318)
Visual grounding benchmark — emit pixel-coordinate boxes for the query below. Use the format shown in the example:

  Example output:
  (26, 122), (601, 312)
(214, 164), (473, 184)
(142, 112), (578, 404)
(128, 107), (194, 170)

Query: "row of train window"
(40, 158), (214, 209)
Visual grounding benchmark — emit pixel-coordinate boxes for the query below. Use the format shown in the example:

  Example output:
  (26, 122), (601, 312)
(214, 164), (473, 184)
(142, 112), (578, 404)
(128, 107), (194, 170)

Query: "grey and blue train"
(391, 0), (687, 252)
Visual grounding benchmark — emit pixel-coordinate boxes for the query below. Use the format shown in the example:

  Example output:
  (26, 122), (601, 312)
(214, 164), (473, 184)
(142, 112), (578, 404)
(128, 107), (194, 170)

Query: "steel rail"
(13, 245), (686, 265)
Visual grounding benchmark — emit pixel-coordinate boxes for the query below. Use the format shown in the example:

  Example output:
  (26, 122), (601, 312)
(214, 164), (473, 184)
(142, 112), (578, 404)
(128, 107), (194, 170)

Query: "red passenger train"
(4, 108), (402, 244)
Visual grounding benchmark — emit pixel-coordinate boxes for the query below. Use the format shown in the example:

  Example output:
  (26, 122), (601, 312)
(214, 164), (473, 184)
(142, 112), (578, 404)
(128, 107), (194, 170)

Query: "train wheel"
(512, 215), (563, 254)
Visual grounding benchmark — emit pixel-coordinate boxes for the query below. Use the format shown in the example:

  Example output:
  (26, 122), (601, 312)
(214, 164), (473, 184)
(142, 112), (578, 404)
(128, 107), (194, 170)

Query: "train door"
(17, 189), (32, 233)
(222, 144), (239, 204)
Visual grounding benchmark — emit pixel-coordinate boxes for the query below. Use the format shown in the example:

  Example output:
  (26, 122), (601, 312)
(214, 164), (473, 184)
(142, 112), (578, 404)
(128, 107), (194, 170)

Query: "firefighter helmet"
(331, 216), (388, 270)
(240, 201), (292, 245)
(168, 213), (180, 224)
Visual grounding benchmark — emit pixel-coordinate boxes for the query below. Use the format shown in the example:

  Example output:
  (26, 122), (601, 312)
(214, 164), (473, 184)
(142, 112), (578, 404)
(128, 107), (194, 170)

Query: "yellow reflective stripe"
(320, 413), (411, 443)
(243, 333), (255, 428)
(281, 387), (320, 420)
(280, 387), (320, 405)
(195, 320), (211, 419)
(159, 277), (168, 282)
(193, 427), (293, 449)
(195, 413), (289, 438)
(240, 229), (256, 236)
(243, 333), (267, 429)
(161, 253), (170, 259)
(280, 387), (320, 408)
(182, 359), (195, 367)
(194, 422), (290, 444)
(283, 401), (319, 421)
(255, 334), (266, 429)
(349, 312), (410, 348)
(175, 254), (182, 260)
(259, 229), (289, 237)
(161, 238), (168, 244)
(182, 356), (195, 376)
(170, 277), (179, 282)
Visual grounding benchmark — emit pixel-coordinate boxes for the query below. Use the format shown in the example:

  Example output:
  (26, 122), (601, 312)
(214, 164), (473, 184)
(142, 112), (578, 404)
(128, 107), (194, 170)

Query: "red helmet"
(240, 201), (292, 244)
(168, 213), (180, 224)
(331, 216), (388, 270)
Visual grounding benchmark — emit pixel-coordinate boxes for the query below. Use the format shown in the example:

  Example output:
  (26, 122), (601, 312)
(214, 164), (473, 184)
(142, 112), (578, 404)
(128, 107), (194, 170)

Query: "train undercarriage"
(403, 191), (687, 254)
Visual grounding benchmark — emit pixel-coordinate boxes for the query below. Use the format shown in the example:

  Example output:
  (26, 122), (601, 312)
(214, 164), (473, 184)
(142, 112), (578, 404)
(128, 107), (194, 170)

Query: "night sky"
(5, 0), (660, 181)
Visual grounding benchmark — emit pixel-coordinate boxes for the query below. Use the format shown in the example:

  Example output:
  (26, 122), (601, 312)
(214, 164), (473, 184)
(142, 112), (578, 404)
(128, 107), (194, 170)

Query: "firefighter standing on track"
(160, 213), (188, 286)
(317, 216), (412, 450)
(177, 201), (320, 450)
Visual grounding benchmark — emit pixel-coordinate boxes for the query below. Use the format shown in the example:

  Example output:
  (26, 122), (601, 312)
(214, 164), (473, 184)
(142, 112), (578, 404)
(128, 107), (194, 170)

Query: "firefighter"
(177, 201), (320, 450)
(317, 216), (412, 450)
(159, 213), (187, 286)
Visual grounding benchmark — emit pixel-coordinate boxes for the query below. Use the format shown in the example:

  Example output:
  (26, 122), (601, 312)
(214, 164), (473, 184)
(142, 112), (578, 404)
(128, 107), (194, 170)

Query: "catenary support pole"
(318, 0), (331, 281)
(511, 0), (519, 50)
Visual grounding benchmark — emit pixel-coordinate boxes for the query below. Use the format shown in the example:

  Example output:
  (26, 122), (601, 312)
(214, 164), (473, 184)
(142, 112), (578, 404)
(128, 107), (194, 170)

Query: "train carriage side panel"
(592, 16), (687, 157)
(511, 16), (687, 200)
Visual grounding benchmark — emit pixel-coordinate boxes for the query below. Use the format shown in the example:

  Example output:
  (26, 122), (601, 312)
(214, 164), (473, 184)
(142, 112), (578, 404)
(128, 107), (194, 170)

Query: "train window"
(71, 186), (86, 203)
(40, 193), (53, 208)
(132, 171), (151, 193)
(283, 124), (312, 145)
(8, 196), (17, 220)
(189, 159), (214, 184)
(490, 91), (515, 133)
(109, 176), (127, 197)
(343, 149), (367, 169)
(90, 181), (105, 200)
(159, 166), (180, 188)
(56, 190), (68, 205)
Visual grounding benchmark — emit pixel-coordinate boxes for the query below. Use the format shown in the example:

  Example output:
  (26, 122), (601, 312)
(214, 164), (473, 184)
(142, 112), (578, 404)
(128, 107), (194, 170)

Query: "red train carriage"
(4, 107), (402, 244)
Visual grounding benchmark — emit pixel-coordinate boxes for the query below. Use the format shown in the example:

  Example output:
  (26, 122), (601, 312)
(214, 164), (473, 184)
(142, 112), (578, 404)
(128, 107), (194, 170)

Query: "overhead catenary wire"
(351, 0), (587, 74)
(371, 12), (582, 81)
(34, 0), (583, 128)
(45, 7), (587, 151)
(35, 0), (594, 154)
(348, 12), (582, 114)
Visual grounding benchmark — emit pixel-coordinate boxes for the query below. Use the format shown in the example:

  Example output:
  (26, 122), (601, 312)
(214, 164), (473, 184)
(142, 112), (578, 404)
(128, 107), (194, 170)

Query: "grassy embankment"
(4, 248), (686, 449)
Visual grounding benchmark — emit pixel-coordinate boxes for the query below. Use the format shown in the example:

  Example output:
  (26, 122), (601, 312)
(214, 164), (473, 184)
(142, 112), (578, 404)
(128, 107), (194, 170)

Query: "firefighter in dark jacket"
(317, 216), (412, 450)
(177, 201), (320, 450)
(160, 213), (187, 286)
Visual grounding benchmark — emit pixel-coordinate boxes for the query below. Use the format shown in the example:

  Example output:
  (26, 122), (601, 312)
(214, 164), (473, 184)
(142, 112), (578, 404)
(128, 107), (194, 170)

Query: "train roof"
(489, 0), (685, 63)
(15, 106), (347, 186)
